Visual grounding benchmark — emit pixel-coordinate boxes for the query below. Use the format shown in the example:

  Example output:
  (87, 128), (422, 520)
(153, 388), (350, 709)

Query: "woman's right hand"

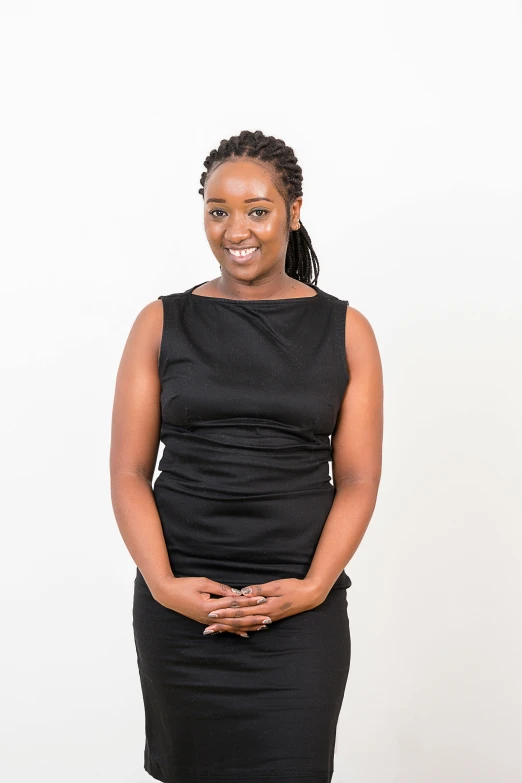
(152, 576), (272, 637)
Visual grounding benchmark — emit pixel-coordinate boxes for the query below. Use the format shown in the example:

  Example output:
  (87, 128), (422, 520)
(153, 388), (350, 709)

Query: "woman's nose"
(224, 216), (251, 242)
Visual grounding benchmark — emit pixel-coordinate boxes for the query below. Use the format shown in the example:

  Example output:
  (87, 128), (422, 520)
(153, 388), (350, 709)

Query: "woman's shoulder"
(343, 304), (381, 376)
(133, 297), (164, 328)
(119, 298), (165, 367)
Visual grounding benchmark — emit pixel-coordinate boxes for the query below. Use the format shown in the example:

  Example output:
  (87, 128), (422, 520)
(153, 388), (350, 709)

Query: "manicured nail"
(256, 597), (267, 604)
(256, 626), (268, 631)
(231, 588), (242, 594)
(239, 632), (249, 638)
(241, 587), (252, 595)
(208, 612), (219, 617)
(203, 628), (214, 635)
(262, 618), (272, 624)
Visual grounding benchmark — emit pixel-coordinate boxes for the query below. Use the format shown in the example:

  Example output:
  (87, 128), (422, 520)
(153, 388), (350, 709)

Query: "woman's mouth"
(225, 247), (259, 263)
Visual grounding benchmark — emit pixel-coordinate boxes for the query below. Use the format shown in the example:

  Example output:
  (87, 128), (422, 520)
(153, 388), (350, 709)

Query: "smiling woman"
(198, 132), (322, 300)
(111, 129), (383, 783)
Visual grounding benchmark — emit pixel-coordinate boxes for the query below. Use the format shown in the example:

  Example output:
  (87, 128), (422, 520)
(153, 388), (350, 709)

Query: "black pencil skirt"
(133, 569), (351, 783)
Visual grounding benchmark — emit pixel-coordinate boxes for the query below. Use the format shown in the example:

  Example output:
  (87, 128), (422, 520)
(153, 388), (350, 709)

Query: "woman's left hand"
(203, 578), (324, 635)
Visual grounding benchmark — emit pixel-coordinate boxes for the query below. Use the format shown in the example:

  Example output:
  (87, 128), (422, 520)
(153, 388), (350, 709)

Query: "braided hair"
(198, 130), (320, 285)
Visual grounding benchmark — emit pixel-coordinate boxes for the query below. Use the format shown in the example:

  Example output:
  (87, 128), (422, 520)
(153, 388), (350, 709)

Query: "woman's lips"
(225, 247), (259, 263)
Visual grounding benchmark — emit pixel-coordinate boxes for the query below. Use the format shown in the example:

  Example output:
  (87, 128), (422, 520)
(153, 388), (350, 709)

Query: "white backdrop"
(1, 1), (521, 781)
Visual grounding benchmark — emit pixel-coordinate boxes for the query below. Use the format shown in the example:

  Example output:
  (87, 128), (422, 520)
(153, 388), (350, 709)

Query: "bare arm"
(305, 305), (384, 599)
(110, 298), (176, 599)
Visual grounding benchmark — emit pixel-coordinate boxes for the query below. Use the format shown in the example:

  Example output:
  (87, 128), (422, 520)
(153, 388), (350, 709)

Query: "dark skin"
(110, 158), (383, 638)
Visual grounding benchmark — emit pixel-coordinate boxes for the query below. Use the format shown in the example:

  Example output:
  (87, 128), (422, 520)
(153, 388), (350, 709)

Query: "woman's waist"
(153, 482), (335, 564)
(149, 489), (350, 590)
(157, 443), (333, 498)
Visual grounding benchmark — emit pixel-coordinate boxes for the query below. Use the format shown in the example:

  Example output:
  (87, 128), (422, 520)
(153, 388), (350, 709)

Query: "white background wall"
(1, 1), (520, 781)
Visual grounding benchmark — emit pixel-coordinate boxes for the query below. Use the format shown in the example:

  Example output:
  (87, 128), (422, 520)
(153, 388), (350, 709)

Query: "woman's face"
(203, 158), (301, 282)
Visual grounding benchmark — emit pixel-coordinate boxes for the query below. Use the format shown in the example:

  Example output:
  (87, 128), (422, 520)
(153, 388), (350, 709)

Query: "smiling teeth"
(228, 247), (258, 256)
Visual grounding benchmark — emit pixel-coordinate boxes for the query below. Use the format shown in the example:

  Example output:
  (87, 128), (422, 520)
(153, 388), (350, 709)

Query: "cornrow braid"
(198, 130), (320, 285)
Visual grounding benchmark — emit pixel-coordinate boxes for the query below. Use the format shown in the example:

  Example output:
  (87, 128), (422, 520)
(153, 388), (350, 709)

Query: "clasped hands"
(153, 576), (324, 638)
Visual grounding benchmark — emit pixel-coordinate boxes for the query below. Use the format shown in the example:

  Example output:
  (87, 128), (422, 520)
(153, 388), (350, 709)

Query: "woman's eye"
(208, 209), (269, 219)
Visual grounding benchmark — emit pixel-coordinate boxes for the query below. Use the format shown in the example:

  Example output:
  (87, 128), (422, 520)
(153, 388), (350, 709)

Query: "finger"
(207, 623), (268, 635)
(206, 606), (272, 621)
(205, 595), (269, 613)
(206, 596), (269, 612)
(204, 628), (251, 638)
(204, 615), (273, 633)
(201, 578), (243, 597)
(239, 580), (282, 597)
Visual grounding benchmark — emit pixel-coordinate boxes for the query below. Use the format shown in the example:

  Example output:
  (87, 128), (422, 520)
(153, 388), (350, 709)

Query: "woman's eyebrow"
(206, 197), (275, 204)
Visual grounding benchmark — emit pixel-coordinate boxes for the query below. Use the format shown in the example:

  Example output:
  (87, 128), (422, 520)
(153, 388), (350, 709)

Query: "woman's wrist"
(302, 576), (329, 606)
(149, 572), (177, 601)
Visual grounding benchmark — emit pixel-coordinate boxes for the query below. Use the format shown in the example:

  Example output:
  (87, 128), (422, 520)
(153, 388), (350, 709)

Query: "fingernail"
(262, 618), (272, 624)
(239, 632), (249, 638)
(203, 629), (214, 635)
(256, 597), (267, 604)
(208, 612), (219, 617)
(241, 587), (252, 595)
(231, 588), (242, 594)
(256, 626), (268, 631)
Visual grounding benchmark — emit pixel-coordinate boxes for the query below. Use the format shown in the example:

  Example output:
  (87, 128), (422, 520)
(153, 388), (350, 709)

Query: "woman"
(110, 129), (383, 782)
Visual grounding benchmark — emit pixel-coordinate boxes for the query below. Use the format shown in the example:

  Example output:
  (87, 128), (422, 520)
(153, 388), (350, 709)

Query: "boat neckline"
(187, 281), (321, 304)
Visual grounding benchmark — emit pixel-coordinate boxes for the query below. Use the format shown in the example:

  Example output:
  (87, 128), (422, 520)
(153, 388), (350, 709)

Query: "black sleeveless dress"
(133, 280), (352, 783)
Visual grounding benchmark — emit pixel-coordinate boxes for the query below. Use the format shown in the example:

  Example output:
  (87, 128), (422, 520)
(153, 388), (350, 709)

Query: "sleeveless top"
(154, 280), (352, 590)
